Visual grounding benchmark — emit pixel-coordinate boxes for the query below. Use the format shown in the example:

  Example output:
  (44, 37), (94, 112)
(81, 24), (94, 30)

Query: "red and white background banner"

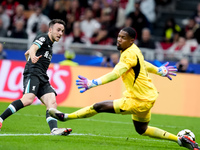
(0, 60), (72, 104)
(0, 60), (200, 117)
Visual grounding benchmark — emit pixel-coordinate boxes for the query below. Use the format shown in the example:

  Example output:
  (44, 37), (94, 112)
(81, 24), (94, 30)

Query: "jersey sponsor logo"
(44, 51), (52, 61)
(0, 60), (72, 104)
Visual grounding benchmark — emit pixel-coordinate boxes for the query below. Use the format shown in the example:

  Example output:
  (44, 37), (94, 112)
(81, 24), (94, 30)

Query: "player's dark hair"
(121, 27), (137, 39)
(49, 19), (66, 27)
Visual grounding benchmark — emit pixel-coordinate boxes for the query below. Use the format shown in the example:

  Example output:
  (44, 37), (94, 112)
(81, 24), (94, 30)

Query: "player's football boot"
(50, 128), (72, 136)
(178, 135), (200, 150)
(49, 108), (67, 121)
(0, 122), (2, 131)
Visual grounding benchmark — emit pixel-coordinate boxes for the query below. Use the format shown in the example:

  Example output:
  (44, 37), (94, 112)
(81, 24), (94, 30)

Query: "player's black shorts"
(23, 75), (57, 99)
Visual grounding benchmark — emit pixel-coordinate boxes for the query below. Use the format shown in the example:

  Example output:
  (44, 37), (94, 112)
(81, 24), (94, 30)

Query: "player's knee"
(21, 94), (35, 106)
(93, 103), (102, 112)
(93, 102), (109, 112)
(135, 126), (147, 135)
(46, 99), (57, 109)
(51, 101), (57, 108)
(93, 101), (115, 113)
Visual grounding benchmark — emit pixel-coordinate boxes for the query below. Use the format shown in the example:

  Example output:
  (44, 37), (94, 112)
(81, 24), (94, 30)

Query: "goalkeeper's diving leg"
(49, 100), (115, 121)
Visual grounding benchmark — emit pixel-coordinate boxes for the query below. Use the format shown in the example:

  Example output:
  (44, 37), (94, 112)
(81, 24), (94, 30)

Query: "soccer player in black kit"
(0, 19), (72, 135)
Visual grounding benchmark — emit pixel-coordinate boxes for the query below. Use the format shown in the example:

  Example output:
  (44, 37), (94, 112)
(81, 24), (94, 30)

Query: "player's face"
(49, 23), (65, 42)
(117, 30), (134, 51)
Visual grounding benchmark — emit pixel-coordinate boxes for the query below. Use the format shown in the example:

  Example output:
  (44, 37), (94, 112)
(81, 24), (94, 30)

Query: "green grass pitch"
(0, 102), (200, 150)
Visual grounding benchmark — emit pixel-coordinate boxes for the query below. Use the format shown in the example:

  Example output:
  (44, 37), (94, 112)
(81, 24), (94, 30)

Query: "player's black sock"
(46, 110), (57, 131)
(0, 99), (24, 121)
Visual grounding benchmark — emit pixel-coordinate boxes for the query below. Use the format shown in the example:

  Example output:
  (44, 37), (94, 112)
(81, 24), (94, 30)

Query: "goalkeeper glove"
(157, 62), (177, 80)
(76, 75), (101, 93)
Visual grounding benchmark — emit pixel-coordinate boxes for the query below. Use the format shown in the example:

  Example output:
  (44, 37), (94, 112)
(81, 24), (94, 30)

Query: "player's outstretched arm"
(145, 61), (177, 80)
(76, 63), (128, 93)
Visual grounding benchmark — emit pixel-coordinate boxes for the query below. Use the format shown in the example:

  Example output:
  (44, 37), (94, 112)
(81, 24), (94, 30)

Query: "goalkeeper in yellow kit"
(49, 27), (199, 150)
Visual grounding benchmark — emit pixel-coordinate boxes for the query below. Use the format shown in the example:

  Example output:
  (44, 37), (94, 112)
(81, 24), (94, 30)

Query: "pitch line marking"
(0, 133), (171, 143)
(0, 133), (50, 136)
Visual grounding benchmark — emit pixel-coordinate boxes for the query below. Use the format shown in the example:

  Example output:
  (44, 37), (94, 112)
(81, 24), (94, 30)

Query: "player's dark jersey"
(23, 33), (53, 82)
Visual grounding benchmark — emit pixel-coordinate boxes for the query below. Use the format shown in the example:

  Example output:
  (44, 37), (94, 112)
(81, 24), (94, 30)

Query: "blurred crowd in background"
(0, 0), (200, 73)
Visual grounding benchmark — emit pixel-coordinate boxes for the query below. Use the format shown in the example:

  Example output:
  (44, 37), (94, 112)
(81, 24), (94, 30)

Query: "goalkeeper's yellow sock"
(67, 105), (98, 119)
(142, 126), (178, 142)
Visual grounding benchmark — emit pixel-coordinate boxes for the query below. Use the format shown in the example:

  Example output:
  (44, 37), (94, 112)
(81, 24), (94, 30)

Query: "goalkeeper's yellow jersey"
(114, 43), (158, 101)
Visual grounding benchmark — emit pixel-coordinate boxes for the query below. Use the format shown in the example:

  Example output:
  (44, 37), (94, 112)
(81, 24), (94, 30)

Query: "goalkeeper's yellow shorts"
(113, 97), (156, 122)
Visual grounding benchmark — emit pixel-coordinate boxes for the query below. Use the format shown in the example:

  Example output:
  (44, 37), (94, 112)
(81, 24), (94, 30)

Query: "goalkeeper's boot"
(0, 122), (2, 131)
(178, 135), (200, 150)
(49, 108), (68, 121)
(50, 128), (72, 136)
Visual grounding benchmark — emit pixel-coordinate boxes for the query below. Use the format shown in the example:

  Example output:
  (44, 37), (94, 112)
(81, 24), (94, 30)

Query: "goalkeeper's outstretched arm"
(76, 63), (129, 93)
(144, 61), (158, 74)
(98, 62), (128, 85)
(144, 61), (177, 80)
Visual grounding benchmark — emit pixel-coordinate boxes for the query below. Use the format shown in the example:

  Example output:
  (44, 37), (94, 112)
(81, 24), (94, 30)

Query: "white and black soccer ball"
(177, 129), (196, 141)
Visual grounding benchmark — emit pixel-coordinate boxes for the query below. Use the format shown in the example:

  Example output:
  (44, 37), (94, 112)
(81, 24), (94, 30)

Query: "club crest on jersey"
(32, 86), (36, 91)
(39, 37), (45, 42)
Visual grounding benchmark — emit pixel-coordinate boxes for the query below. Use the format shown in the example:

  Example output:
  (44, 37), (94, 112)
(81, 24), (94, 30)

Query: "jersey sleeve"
(98, 63), (127, 85)
(144, 61), (158, 74)
(33, 34), (46, 49)
(98, 50), (137, 85)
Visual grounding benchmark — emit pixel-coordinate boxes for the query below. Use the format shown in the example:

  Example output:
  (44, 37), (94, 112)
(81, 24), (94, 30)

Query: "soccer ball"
(177, 129), (195, 141)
